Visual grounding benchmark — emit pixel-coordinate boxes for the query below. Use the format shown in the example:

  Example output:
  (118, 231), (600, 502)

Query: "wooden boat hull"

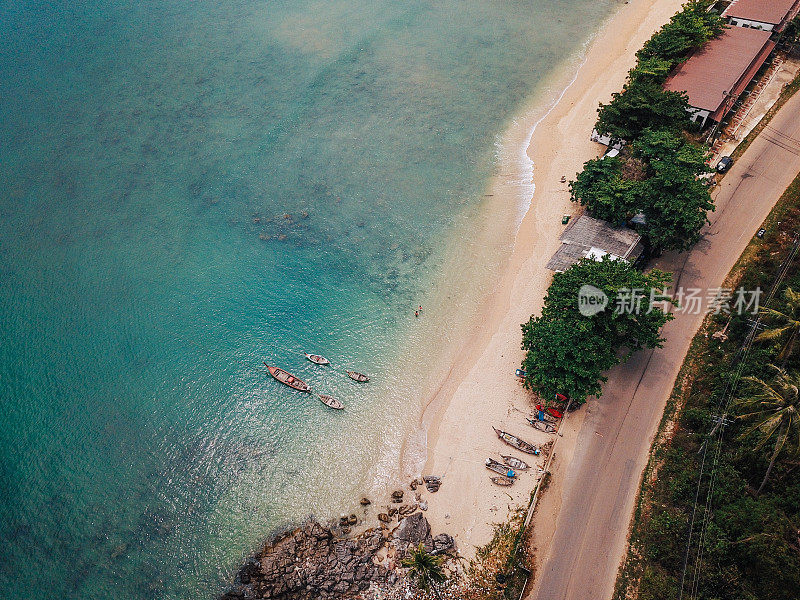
(501, 455), (530, 471)
(305, 353), (330, 365)
(347, 371), (369, 383)
(490, 476), (514, 486)
(493, 427), (539, 455)
(318, 394), (344, 410)
(264, 363), (312, 393)
(486, 458), (515, 478)
(527, 418), (557, 434)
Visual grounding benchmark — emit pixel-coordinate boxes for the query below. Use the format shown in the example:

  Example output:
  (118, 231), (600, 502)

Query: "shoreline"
(416, 0), (686, 557)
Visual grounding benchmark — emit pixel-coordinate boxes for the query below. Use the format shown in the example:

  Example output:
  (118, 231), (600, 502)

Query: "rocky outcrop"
(220, 508), (455, 600)
(392, 512), (432, 552)
(423, 475), (441, 493)
(432, 533), (455, 555)
(223, 520), (389, 600)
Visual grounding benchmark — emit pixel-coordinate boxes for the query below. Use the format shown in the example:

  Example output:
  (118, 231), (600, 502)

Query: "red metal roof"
(663, 27), (774, 115)
(723, 0), (800, 26)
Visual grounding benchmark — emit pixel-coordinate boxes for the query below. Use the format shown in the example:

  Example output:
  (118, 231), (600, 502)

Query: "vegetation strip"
(613, 172), (800, 600)
(520, 2), (729, 404)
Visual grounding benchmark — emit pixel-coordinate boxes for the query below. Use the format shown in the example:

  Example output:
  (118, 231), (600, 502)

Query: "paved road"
(528, 92), (800, 600)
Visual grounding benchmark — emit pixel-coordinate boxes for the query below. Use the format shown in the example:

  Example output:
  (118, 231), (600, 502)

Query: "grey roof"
(546, 215), (643, 272)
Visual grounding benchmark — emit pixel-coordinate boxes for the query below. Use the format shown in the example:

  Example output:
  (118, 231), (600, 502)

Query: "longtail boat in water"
(264, 363), (312, 393)
(347, 371), (369, 383)
(305, 353), (330, 365)
(318, 394), (344, 410)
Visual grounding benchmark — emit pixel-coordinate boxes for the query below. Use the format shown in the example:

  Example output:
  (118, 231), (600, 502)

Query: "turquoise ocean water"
(0, 1), (613, 598)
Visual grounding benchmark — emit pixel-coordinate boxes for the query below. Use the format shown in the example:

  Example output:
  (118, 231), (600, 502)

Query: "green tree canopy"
(632, 128), (711, 176)
(538, 257), (673, 353)
(569, 157), (638, 224)
(521, 258), (673, 404)
(401, 543), (447, 596)
(638, 159), (714, 251)
(735, 365), (800, 495)
(629, 55), (674, 85)
(596, 79), (690, 142)
(756, 287), (800, 365)
(637, 1), (725, 67)
(570, 129), (714, 251)
(595, 1), (723, 142)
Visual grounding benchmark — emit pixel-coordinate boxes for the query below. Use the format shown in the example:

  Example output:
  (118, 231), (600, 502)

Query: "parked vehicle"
(716, 156), (733, 173)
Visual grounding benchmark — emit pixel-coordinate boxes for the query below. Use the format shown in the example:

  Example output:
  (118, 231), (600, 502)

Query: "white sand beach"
(417, 0), (686, 557)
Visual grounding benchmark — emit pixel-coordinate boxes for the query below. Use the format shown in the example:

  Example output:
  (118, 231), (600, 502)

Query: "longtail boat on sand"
(264, 363), (312, 393)
(493, 427), (540, 455)
(527, 418), (557, 434)
(318, 394), (344, 410)
(535, 404), (563, 419)
(485, 458), (516, 478)
(501, 455), (530, 471)
(490, 476), (514, 487)
(347, 371), (369, 383)
(305, 353), (330, 365)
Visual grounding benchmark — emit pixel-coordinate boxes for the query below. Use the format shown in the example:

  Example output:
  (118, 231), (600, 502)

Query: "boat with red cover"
(535, 404), (563, 419)
(264, 362), (312, 393)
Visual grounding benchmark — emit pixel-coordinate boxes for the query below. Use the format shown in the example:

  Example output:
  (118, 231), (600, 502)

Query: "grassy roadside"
(612, 171), (800, 600)
(462, 507), (528, 600)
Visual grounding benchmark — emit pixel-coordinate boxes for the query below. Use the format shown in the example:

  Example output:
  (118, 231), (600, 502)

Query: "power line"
(678, 230), (800, 600)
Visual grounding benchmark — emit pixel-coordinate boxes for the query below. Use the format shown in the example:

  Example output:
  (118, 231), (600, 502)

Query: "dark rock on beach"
(432, 533), (455, 555)
(221, 508), (456, 600)
(392, 512), (433, 552)
(423, 475), (441, 493)
(221, 520), (389, 600)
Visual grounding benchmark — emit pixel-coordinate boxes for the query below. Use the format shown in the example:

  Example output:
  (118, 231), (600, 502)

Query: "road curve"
(527, 92), (800, 600)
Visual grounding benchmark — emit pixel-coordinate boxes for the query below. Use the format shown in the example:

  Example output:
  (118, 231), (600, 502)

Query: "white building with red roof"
(722, 0), (800, 32)
(663, 26), (775, 126)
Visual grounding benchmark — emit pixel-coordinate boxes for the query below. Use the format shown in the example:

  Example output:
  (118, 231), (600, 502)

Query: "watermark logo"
(578, 284), (609, 316)
(575, 285), (763, 316)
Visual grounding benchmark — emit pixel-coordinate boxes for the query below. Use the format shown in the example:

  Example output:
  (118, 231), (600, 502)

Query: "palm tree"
(756, 287), (800, 365)
(734, 365), (800, 495)
(401, 542), (446, 598)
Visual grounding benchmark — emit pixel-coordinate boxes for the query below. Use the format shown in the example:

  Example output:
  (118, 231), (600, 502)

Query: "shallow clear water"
(0, 0), (612, 598)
